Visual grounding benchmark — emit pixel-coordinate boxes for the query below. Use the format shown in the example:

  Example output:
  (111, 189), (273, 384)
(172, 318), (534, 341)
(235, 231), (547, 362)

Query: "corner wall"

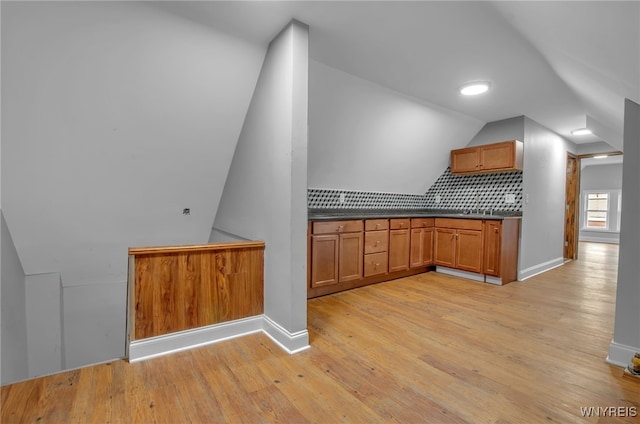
(607, 99), (640, 367)
(212, 21), (310, 352)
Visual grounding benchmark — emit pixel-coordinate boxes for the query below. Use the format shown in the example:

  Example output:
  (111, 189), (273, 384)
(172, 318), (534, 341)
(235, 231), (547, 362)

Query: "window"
(581, 190), (621, 231)
(585, 193), (609, 229)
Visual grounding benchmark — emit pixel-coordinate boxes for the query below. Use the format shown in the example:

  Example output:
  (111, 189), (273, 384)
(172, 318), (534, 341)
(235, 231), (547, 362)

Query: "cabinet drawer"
(411, 218), (434, 228)
(364, 252), (388, 277)
(435, 218), (483, 231)
(389, 218), (410, 230)
(365, 219), (389, 231)
(364, 230), (388, 254)
(313, 220), (363, 234)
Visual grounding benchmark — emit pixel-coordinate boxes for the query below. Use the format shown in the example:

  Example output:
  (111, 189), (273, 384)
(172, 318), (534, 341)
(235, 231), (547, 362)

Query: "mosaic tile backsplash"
(308, 167), (523, 212)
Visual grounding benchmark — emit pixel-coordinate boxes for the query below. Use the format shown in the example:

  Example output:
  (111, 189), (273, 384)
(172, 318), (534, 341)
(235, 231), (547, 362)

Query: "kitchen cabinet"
(310, 220), (363, 288)
(388, 219), (410, 272)
(364, 219), (389, 277)
(483, 219), (520, 284)
(451, 140), (523, 175)
(434, 218), (484, 273)
(410, 218), (434, 268)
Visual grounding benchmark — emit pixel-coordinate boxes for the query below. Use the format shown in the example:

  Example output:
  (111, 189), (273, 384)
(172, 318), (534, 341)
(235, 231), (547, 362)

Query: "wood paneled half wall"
(127, 241), (265, 347)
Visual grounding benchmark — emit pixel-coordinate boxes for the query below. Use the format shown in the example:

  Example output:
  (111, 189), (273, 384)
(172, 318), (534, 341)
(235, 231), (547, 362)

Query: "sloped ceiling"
(155, 1), (640, 151)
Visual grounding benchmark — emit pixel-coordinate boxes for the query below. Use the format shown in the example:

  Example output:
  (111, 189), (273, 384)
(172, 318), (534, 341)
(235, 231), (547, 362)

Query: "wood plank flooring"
(3, 242), (639, 423)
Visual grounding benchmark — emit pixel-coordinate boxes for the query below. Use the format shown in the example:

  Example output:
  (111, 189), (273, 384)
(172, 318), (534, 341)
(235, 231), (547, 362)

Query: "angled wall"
(308, 60), (484, 194)
(1, 212), (28, 385)
(213, 21), (309, 352)
(1, 2), (264, 369)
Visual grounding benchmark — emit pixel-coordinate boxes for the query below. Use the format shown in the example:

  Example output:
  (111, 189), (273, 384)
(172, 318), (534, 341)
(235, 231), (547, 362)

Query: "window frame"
(581, 189), (621, 232)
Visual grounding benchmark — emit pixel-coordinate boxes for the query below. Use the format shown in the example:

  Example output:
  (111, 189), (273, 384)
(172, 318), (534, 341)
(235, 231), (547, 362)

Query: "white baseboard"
(128, 315), (309, 362)
(262, 315), (310, 354)
(579, 236), (620, 244)
(518, 257), (564, 281)
(606, 340), (639, 368)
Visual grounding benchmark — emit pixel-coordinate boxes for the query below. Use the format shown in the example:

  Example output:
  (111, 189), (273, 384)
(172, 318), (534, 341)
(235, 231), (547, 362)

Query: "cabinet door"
(434, 228), (456, 267)
(456, 229), (484, 273)
(483, 221), (502, 276)
(338, 232), (363, 283)
(451, 147), (480, 173)
(480, 141), (514, 171)
(388, 229), (410, 272)
(410, 228), (434, 268)
(310, 234), (339, 288)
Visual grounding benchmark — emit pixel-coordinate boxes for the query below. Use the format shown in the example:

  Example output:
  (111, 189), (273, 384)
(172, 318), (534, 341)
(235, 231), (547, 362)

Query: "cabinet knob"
(376, 240), (380, 245)
(494, 228), (499, 233)
(376, 224), (380, 229)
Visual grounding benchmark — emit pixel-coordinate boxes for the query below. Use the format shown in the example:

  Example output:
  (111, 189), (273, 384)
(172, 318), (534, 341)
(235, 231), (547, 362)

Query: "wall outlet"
(435, 194), (441, 204)
(504, 194), (515, 204)
(339, 192), (346, 204)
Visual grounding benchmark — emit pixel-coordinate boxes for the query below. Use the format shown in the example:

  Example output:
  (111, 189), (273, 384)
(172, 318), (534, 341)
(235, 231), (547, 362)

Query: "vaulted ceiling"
(154, 1), (639, 152)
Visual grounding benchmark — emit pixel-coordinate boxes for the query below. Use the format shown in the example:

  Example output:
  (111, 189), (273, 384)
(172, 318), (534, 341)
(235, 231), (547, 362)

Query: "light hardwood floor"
(2, 242), (639, 423)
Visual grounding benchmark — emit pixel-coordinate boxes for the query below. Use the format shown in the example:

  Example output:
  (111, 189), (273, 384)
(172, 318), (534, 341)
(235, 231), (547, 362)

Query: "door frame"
(564, 153), (580, 261)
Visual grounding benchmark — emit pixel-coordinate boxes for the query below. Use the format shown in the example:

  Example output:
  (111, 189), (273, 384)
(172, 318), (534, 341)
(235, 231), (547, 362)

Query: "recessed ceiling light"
(459, 81), (490, 96)
(571, 128), (592, 135)
(593, 155), (608, 159)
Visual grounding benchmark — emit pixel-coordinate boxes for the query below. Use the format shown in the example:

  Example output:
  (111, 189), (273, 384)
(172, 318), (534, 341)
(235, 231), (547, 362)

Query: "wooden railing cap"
(128, 241), (265, 256)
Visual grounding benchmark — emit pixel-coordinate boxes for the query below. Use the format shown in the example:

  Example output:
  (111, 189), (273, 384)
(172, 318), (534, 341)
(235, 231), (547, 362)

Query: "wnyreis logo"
(580, 406), (637, 418)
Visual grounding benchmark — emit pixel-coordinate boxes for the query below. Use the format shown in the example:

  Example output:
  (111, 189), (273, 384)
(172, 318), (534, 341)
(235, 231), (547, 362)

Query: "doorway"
(564, 154), (580, 261)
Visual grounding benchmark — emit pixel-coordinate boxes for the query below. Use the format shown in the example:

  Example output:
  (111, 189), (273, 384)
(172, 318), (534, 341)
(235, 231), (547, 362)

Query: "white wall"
(466, 116), (525, 147)
(608, 99), (640, 367)
(213, 21), (309, 352)
(1, 212), (28, 385)
(519, 117), (577, 279)
(308, 61), (484, 194)
(1, 2), (265, 369)
(25, 273), (62, 378)
(465, 115), (578, 280)
(579, 163), (623, 243)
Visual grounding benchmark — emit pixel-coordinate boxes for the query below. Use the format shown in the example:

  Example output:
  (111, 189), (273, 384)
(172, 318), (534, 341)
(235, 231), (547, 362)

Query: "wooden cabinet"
(388, 219), (410, 272)
(483, 219), (520, 284)
(434, 218), (483, 273)
(410, 218), (434, 268)
(364, 219), (389, 277)
(310, 220), (363, 289)
(451, 140), (523, 175)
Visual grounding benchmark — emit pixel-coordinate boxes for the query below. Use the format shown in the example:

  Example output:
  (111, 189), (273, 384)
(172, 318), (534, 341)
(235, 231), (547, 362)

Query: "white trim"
(606, 340), (639, 368)
(128, 315), (310, 363)
(128, 316), (263, 363)
(262, 315), (310, 354)
(578, 235), (620, 244)
(435, 267), (485, 283)
(518, 257), (564, 281)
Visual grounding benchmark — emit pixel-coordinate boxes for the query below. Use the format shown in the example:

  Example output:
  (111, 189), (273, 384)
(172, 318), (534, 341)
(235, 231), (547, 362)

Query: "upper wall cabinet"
(451, 140), (523, 175)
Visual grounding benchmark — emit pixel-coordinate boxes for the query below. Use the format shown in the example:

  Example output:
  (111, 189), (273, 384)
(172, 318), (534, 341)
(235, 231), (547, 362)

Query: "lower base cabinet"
(309, 216), (520, 297)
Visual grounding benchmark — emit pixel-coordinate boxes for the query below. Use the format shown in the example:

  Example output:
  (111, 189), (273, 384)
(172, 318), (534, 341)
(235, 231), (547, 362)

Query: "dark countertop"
(308, 208), (522, 221)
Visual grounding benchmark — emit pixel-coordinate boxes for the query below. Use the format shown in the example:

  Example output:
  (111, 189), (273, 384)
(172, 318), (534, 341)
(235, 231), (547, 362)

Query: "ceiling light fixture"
(593, 155), (608, 159)
(571, 128), (592, 136)
(459, 81), (490, 96)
